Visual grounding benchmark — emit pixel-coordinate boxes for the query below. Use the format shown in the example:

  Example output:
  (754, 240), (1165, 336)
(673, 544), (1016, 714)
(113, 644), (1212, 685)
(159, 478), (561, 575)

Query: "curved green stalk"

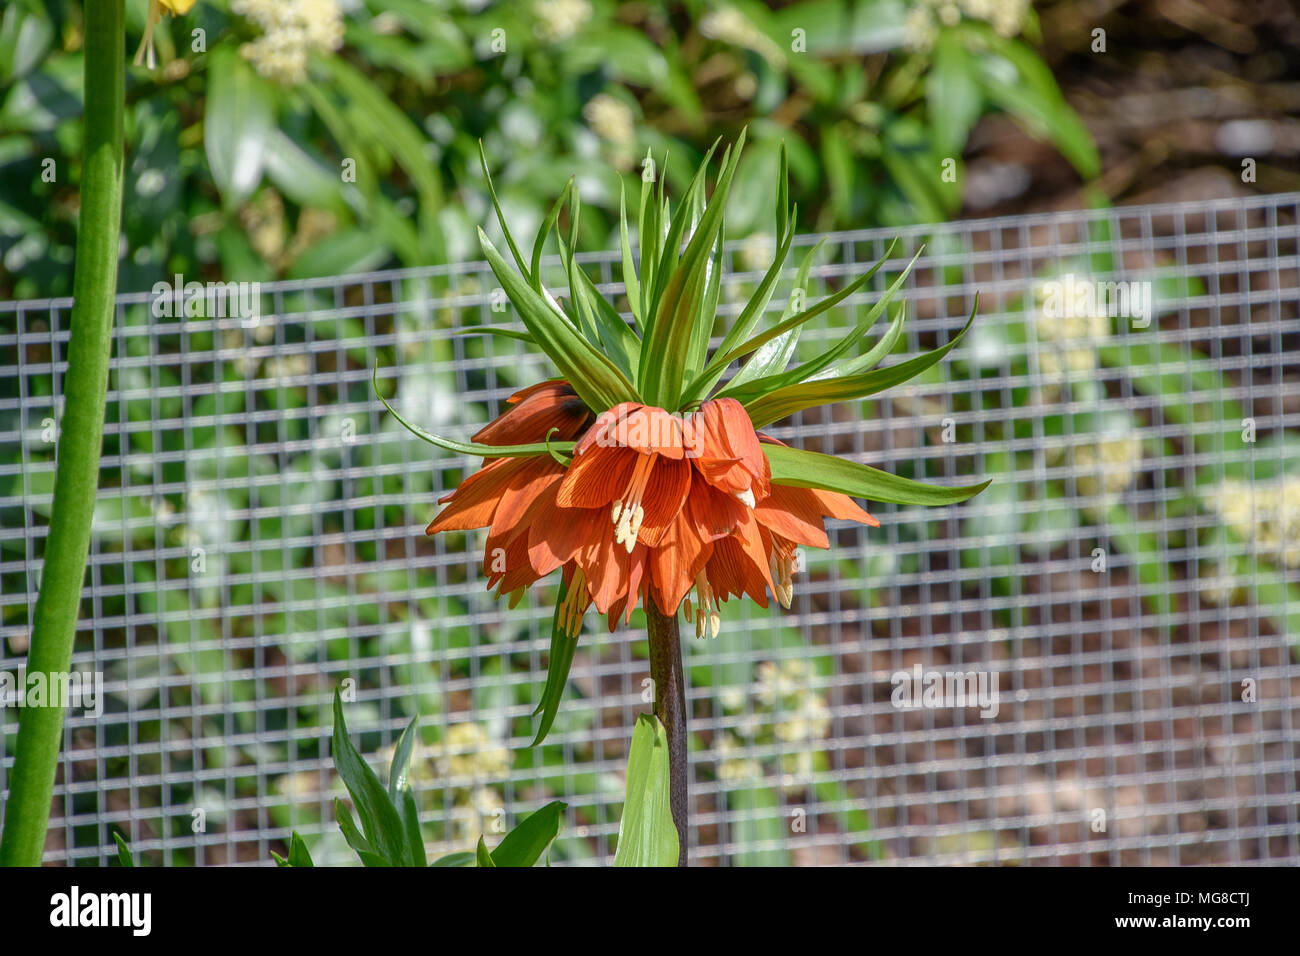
(0, 0), (125, 866)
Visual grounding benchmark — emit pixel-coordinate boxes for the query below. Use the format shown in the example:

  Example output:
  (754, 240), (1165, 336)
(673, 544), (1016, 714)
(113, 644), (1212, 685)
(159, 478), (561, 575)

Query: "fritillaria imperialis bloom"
(426, 386), (880, 640)
(380, 133), (987, 741)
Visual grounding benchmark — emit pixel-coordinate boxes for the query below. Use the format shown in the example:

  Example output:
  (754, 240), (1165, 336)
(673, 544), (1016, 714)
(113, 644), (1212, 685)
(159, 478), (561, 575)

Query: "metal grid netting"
(1, 193), (1298, 866)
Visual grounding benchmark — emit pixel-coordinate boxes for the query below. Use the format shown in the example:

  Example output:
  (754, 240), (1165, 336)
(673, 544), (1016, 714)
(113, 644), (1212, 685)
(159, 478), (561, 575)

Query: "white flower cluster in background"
(432, 721), (511, 783)
(533, 0), (591, 43)
(1072, 432), (1144, 498)
(583, 94), (634, 145)
(1035, 308), (1112, 377)
(715, 659), (831, 787)
(700, 6), (786, 66)
(1216, 477), (1300, 569)
(904, 0), (1032, 52)
(232, 0), (345, 85)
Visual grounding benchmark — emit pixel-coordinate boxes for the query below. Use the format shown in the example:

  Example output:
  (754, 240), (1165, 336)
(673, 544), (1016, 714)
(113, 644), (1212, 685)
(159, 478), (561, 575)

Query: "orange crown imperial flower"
(377, 132), (988, 743)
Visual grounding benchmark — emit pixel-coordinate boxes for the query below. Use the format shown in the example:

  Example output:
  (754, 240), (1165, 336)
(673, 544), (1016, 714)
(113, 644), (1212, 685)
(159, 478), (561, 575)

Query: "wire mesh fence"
(1, 192), (1297, 866)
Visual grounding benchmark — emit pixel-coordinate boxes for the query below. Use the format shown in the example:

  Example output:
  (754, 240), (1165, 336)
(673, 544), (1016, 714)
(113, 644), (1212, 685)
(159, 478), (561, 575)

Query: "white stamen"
(736, 487), (756, 508)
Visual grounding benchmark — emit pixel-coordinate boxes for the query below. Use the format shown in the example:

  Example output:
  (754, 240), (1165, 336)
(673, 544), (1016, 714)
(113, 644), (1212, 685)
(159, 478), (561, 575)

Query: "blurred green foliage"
(1, 0), (1096, 300)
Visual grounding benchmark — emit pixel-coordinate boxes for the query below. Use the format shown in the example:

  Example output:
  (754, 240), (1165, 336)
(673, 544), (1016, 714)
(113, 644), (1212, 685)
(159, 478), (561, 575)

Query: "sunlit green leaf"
(613, 714), (679, 867)
(531, 575), (582, 747)
(765, 443), (991, 505)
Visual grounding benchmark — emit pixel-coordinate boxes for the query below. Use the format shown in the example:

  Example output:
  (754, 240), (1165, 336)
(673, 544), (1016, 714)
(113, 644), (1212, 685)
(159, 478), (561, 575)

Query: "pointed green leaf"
(332, 690), (409, 865)
(812, 302), (907, 380)
(476, 836), (497, 867)
(558, 230), (639, 378)
(450, 325), (536, 345)
(699, 241), (888, 390)
(400, 787), (427, 867)
(531, 575), (583, 746)
(478, 141), (529, 276)
(335, 797), (392, 866)
(619, 181), (642, 329)
(743, 299), (977, 428)
(686, 220), (726, 379)
(531, 177), (575, 291)
(681, 219), (796, 403)
(276, 832), (315, 867)
(113, 832), (135, 867)
(775, 141), (789, 239)
(489, 801), (567, 867)
(637, 151), (661, 330)
(479, 228), (638, 412)
(388, 716), (419, 801)
(574, 260), (642, 371)
(724, 237), (825, 392)
(639, 130), (746, 408)
(723, 243), (911, 401)
(375, 363), (576, 460)
(652, 138), (722, 308)
(613, 714), (679, 867)
(765, 443), (991, 505)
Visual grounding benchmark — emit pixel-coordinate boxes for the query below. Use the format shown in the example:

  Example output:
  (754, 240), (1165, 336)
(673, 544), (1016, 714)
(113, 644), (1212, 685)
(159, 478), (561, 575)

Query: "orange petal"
(687, 478), (748, 541)
(426, 457), (528, 535)
(556, 444), (637, 509)
(489, 458), (567, 544)
(578, 528), (646, 615)
(528, 503), (606, 573)
(474, 380), (592, 445)
(690, 398), (769, 498)
(812, 488), (880, 528)
(575, 402), (687, 458)
(574, 402), (644, 455)
(636, 457), (692, 548)
(486, 532), (543, 593)
(650, 510), (712, 615)
(753, 483), (831, 549)
(706, 514), (775, 608)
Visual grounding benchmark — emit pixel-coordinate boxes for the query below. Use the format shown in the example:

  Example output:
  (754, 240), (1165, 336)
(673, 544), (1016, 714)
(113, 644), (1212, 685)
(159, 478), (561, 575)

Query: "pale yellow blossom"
(232, 0), (344, 85)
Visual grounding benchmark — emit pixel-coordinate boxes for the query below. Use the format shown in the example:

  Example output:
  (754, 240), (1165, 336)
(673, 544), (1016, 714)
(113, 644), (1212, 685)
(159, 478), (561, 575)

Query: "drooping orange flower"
(427, 381), (878, 638)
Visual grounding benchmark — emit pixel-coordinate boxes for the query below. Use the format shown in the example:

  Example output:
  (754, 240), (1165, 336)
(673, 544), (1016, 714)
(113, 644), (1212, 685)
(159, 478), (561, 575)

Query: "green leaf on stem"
(742, 297), (976, 427)
(332, 690), (409, 866)
(613, 714), (679, 867)
(388, 716), (419, 801)
(531, 575), (582, 747)
(113, 832), (135, 867)
(272, 832), (316, 867)
(374, 362), (575, 461)
(488, 801), (567, 867)
(765, 443), (991, 506)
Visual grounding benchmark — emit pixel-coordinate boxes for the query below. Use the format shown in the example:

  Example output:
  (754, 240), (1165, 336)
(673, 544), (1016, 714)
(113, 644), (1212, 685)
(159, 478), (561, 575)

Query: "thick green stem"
(0, 0), (124, 867)
(646, 605), (688, 866)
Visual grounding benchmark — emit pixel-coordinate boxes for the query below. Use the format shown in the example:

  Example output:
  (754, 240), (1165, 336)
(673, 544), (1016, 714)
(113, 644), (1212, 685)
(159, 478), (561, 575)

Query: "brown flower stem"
(646, 604), (688, 866)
